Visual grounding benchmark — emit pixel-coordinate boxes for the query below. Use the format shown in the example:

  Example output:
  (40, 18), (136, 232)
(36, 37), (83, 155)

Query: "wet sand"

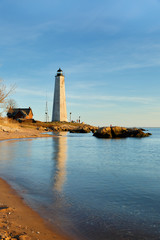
(0, 178), (72, 240)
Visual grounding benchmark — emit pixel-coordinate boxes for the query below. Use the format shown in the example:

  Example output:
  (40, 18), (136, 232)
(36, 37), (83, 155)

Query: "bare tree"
(0, 80), (15, 104)
(6, 98), (17, 111)
(0, 79), (16, 114)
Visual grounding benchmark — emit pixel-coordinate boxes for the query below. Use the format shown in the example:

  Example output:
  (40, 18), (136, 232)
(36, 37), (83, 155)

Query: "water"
(0, 129), (160, 239)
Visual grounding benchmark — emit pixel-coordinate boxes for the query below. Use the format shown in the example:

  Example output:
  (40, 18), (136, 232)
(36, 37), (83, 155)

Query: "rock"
(110, 126), (127, 138)
(0, 206), (13, 213)
(0, 231), (8, 239)
(50, 126), (59, 131)
(0, 230), (12, 240)
(70, 127), (91, 133)
(18, 235), (31, 240)
(128, 128), (151, 138)
(91, 128), (98, 133)
(93, 127), (112, 138)
(93, 126), (151, 138)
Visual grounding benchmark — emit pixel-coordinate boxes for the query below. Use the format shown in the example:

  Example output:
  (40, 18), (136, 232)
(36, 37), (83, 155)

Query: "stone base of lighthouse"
(52, 68), (68, 122)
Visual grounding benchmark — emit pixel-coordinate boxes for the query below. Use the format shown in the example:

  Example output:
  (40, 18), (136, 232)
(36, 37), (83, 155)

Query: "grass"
(0, 117), (97, 130)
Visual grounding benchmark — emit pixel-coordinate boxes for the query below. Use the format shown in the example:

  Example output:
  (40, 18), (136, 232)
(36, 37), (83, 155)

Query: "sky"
(0, 0), (160, 127)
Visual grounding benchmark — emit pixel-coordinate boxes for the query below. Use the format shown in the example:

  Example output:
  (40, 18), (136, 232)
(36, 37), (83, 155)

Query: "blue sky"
(0, 0), (160, 127)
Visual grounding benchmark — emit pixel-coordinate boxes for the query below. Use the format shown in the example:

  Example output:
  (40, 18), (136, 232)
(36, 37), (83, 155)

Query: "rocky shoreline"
(0, 119), (151, 140)
(93, 126), (151, 138)
(49, 124), (98, 133)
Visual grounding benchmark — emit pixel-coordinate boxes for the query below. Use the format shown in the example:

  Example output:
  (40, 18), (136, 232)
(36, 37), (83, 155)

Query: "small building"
(7, 107), (33, 120)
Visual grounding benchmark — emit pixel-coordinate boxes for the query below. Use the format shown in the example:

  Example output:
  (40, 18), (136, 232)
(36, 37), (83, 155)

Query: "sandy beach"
(0, 123), (53, 141)
(0, 129), (52, 141)
(0, 178), (72, 240)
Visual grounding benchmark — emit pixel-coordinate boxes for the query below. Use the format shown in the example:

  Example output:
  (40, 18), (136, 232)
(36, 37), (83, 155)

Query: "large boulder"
(110, 126), (128, 138)
(70, 127), (91, 133)
(93, 126), (151, 138)
(93, 127), (112, 138)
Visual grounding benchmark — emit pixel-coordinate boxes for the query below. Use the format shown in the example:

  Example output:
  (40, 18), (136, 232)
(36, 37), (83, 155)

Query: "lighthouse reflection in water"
(52, 132), (67, 193)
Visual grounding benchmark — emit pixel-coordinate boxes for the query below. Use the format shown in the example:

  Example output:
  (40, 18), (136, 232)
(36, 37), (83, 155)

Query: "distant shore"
(0, 118), (97, 141)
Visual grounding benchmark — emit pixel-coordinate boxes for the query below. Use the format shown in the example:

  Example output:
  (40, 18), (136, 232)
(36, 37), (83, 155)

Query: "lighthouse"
(52, 68), (68, 122)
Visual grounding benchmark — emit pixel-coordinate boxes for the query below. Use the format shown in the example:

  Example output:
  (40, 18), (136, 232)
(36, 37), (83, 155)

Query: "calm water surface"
(0, 128), (160, 240)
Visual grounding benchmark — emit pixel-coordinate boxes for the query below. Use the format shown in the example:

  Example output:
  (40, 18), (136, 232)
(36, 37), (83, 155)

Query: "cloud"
(0, 20), (60, 46)
(16, 87), (53, 98)
(68, 101), (115, 108)
(67, 81), (108, 90)
(15, 86), (154, 105)
(59, 40), (160, 76)
(67, 94), (155, 104)
(105, 61), (160, 72)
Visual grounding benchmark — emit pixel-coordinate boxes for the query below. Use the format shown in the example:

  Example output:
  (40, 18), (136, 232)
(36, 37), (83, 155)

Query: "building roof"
(7, 107), (33, 117)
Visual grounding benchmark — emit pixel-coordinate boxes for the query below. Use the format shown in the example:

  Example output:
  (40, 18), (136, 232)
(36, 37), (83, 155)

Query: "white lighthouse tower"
(52, 68), (68, 122)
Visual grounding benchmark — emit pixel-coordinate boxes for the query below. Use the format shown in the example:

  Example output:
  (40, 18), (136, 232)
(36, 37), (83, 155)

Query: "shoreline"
(0, 128), (54, 142)
(0, 177), (72, 240)
(0, 129), (73, 240)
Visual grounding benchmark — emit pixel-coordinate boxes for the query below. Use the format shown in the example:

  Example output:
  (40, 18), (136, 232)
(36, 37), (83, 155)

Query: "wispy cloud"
(67, 94), (155, 104)
(0, 19), (63, 46)
(67, 81), (108, 90)
(60, 41), (160, 75)
(15, 87), (154, 105)
(105, 60), (160, 72)
(68, 101), (116, 108)
(16, 87), (53, 98)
